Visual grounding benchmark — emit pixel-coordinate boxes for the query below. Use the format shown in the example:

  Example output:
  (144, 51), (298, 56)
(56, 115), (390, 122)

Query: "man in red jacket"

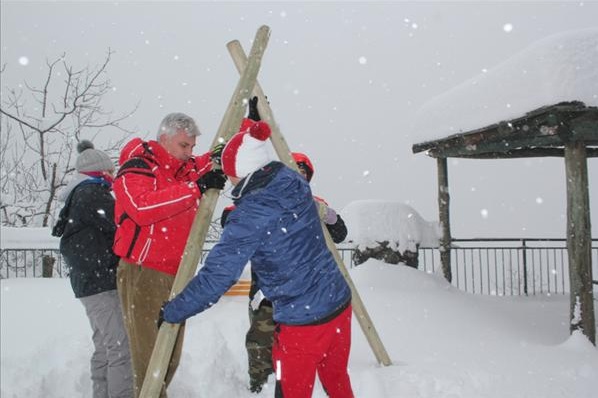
(113, 112), (226, 397)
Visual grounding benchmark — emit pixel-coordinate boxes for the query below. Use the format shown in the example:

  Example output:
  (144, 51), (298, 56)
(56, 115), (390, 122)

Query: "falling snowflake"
(18, 56), (29, 66)
(358, 56), (367, 65)
(503, 23), (514, 33)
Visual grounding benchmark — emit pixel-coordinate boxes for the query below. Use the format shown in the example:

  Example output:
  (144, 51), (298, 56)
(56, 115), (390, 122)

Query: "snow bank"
(342, 200), (440, 253)
(413, 28), (598, 142)
(3, 261), (598, 398)
(0, 227), (59, 249)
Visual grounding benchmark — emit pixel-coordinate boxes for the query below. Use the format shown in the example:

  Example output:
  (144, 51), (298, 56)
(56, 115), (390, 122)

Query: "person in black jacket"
(54, 140), (133, 398)
(220, 97), (349, 394)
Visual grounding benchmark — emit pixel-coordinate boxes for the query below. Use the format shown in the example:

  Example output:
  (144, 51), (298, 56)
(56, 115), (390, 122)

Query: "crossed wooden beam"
(139, 25), (391, 398)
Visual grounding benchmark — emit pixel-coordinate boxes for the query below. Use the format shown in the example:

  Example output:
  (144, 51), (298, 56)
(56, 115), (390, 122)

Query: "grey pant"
(80, 289), (133, 398)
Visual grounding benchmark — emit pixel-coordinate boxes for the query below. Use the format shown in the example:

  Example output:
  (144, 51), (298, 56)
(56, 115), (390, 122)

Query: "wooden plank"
(226, 40), (393, 366)
(138, 25), (271, 398)
(437, 157), (452, 282)
(565, 141), (595, 345)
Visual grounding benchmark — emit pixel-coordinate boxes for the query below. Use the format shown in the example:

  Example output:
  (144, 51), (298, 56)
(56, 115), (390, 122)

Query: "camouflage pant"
(246, 303), (276, 383)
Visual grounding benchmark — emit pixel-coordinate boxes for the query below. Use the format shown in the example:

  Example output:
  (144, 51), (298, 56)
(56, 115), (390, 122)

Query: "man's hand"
(316, 201), (338, 225)
(210, 143), (225, 166)
(157, 302), (167, 329)
(247, 96), (261, 121)
(196, 170), (227, 194)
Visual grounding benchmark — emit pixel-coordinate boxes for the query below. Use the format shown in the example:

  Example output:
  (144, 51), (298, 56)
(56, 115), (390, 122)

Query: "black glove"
(157, 302), (167, 329)
(220, 207), (233, 228)
(196, 169), (227, 194)
(210, 143), (225, 166)
(247, 96), (261, 121)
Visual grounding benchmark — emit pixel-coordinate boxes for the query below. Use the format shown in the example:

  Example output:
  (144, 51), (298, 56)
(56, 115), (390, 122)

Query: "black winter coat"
(59, 178), (119, 298)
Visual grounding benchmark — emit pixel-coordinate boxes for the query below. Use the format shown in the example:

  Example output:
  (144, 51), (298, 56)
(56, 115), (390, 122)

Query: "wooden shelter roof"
(412, 101), (598, 159)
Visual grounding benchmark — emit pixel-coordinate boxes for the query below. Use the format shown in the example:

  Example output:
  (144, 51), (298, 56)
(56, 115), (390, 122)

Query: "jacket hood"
(119, 138), (146, 166)
(231, 161), (284, 200)
(59, 173), (90, 202)
(119, 138), (187, 174)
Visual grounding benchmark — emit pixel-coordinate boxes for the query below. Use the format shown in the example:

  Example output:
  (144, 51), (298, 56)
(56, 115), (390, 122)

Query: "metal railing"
(1, 249), (67, 278)
(419, 238), (598, 296)
(2, 239), (595, 297)
(0, 246), (358, 279)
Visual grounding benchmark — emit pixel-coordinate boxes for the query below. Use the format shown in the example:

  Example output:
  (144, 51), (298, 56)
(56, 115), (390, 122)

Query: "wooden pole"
(226, 40), (392, 366)
(564, 141), (595, 345)
(437, 157), (452, 282)
(138, 25), (271, 398)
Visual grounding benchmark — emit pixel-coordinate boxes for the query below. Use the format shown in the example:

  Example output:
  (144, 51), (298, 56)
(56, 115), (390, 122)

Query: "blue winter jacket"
(163, 161), (351, 325)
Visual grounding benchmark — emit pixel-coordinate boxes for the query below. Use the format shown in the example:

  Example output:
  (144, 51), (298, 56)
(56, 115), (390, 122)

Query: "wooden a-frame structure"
(412, 100), (597, 345)
(139, 25), (391, 398)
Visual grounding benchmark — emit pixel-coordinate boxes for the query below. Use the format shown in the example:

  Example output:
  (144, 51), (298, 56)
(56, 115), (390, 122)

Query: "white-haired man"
(113, 112), (226, 397)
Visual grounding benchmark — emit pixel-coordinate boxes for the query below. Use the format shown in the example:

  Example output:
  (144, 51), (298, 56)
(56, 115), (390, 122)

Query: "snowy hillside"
(2, 260), (597, 398)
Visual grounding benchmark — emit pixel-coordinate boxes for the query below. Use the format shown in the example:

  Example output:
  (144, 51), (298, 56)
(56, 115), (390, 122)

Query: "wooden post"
(138, 25), (271, 398)
(42, 254), (55, 278)
(226, 41), (392, 366)
(564, 141), (595, 345)
(437, 157), (452, 283)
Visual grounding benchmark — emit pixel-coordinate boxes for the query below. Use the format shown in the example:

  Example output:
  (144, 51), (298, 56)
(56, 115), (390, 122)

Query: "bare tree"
(0, 49), (137, 227)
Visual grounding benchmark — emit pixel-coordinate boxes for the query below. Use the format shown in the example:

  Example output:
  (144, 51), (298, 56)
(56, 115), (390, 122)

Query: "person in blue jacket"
(162, 119), (354, 398)
(220, 151), (348, 394)
(219, 97), (349, 394)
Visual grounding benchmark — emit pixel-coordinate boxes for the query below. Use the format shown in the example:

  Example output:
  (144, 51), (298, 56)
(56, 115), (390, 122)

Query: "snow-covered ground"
(2, 260), (597, 398)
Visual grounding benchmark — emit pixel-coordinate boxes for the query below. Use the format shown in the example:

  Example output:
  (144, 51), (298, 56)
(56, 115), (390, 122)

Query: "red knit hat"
(221, 119), (272, 178)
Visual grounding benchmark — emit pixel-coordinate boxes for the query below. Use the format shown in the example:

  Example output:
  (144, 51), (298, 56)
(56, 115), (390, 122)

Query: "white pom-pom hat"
(221, 119), (273, 178)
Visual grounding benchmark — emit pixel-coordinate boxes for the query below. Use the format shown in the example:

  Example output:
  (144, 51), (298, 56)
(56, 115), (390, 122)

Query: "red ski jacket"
(112, 138), (212, 275)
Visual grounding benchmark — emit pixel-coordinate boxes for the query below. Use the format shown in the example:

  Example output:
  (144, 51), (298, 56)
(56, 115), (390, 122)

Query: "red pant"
(272, 305), (354, 398)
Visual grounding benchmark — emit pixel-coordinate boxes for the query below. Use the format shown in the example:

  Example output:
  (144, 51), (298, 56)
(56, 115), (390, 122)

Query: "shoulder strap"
(116, 157), (155, 179)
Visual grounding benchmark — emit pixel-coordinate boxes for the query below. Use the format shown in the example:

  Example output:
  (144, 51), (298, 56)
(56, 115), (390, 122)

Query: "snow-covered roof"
(413, 28), (598, 142)
(342, 200), (440, 253)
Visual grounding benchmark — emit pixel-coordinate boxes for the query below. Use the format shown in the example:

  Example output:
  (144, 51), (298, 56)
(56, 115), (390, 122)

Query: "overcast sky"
(2, 1), (597, 238)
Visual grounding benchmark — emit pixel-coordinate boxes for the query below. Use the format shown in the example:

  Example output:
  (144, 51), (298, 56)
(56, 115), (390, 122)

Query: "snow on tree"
(0, 50), (136, 227)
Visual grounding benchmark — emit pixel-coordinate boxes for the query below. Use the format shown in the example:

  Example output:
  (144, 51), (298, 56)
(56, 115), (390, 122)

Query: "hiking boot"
(249, 377), (266, 393)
